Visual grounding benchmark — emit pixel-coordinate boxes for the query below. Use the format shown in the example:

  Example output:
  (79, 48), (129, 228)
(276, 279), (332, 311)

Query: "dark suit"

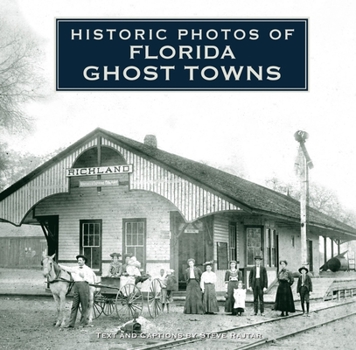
(297, 273), (313, 306)
(249, 265), (268, 314)
(297, 274), (312, 293)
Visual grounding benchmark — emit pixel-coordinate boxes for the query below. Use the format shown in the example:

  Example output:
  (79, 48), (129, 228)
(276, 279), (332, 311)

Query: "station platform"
(1, 268), (356, 303)
(174, 272), (356, 304)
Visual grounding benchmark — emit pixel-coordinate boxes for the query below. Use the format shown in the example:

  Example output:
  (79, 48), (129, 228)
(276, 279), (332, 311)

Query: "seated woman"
(108, 252), (122, 278)
(122, 256), (150, 287)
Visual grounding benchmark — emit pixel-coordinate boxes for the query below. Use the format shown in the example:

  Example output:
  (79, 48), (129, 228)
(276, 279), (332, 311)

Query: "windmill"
(294, 130), (313, 268)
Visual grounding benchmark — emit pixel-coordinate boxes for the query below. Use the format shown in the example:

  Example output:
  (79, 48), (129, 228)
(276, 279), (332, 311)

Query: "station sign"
(79, 179), (119, 187)
(66, 164), (133, 177)
(184, 223), (200, 234)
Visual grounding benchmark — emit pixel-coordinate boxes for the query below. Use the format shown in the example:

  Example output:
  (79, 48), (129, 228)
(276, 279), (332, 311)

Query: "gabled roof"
(1, 127), (355, 237)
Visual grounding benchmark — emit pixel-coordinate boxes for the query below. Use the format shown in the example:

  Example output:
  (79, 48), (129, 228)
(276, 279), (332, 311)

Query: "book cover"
(1, 1), (355, 349)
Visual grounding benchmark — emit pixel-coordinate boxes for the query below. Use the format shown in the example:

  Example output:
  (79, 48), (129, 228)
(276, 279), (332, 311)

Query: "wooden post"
(331, 238), (334, 257)
(300, 155), (308, 268)
(294, 131), (313, 270)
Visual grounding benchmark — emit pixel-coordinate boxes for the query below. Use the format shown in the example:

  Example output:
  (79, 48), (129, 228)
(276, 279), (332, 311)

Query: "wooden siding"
(276, 225), (320, 274)
(0, 139), (97, 225)
(213, 214), (241, 265)
(0, 136), (241, 226)
(35, 185), (175, 274)
(213, 213), (229, 278)
(214, 214), (229, 291)
(213, 214), (242, 291)
(102, 138), (241, 222)
(0, 237), (47, 267)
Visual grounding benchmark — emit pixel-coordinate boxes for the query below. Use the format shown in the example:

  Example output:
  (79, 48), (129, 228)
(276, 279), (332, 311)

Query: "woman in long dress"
(225, 260), (242, 314)
(274, 260), (295, 316)
(184, 258), (204, 314)
(200, 261), (219, 314)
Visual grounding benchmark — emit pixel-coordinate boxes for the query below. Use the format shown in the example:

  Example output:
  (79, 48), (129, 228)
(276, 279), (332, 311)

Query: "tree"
(265, 177), (356, 227)
(265, 176), (300, 199)
(0, 147), (65, 192)
(0, 6), (45, 191)
(0, 15), (44, 134)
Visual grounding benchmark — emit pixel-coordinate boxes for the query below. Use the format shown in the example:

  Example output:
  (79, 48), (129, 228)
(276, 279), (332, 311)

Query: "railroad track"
(135, 299), (356, 350)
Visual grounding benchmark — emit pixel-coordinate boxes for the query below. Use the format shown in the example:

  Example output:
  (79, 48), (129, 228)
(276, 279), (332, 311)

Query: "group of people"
(271, 259), (312, 317)
(184, 256), (313, 318)
(184, 259), (218, 314)
(107, 252), (150, 285)
(183, 258), (248, 316)
(57, 252), (152, 329)
(59, 252), (312, 328)
(248, 257), (313, 317)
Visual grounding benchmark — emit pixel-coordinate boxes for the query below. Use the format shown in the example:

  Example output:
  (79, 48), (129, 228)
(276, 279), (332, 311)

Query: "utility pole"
(294, 131), (313, 268)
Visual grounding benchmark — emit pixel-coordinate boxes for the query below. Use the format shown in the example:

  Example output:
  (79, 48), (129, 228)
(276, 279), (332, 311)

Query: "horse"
(41, 253), (73, 327)
(41, 253), (98, 327)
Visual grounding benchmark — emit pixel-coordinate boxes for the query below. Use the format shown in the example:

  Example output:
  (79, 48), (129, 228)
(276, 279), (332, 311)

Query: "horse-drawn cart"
(41, 254), (165, 325)
(89, 276), (164, 321)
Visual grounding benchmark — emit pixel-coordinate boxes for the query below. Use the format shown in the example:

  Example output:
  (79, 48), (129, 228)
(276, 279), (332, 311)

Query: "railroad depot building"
(1, 128), (355, 292)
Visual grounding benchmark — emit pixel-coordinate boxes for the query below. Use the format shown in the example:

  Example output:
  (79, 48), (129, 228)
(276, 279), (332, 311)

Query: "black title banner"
(56, 19), (308, 91)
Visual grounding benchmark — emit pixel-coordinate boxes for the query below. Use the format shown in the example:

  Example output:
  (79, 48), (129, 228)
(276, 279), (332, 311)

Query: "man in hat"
(59, 254), (96, 328)
(108, 252), (122, 277)
(248, 255), (268, 316)
(297, 266), (313, 316)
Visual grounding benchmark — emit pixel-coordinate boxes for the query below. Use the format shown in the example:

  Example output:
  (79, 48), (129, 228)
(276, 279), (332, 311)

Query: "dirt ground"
(0, 295), (260, 350)
(0, 269), (355, 350)
(1, 296), (355, 350)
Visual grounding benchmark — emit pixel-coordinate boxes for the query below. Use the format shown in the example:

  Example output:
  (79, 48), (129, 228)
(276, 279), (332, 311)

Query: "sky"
(2, 0), (356, 211)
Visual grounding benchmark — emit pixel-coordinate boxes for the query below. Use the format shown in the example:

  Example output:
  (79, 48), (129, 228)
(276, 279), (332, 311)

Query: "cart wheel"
(115, 284), (143, 321)
(93, 299), (104, 319)
(102, 298), (115, 316)
(78, 299), (103, 320)
(147, 278), (162, 318)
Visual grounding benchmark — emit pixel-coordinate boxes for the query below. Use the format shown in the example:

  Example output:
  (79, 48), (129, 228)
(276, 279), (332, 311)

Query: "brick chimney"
(144, 135), (157, 148)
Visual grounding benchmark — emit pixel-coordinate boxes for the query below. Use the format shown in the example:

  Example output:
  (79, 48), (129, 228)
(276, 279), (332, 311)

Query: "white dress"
(233, 289), (246, 309)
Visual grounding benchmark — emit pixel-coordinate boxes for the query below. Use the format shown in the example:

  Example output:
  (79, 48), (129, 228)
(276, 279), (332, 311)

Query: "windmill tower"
(294, 131), (313, 268)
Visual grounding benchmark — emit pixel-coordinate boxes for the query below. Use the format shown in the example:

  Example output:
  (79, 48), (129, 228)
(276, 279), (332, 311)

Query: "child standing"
(166, 269), (177, 304)
(233, 280), (246, 316)
(158, 269), (169, 312)
(297, 266), (313, 317)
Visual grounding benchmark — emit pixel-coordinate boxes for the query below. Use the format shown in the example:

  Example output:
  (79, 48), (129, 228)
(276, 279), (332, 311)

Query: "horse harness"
(42, 257), (75, 296)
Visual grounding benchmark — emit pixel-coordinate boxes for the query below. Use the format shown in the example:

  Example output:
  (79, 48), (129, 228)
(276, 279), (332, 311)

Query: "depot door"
(178, 230), (205, 290)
